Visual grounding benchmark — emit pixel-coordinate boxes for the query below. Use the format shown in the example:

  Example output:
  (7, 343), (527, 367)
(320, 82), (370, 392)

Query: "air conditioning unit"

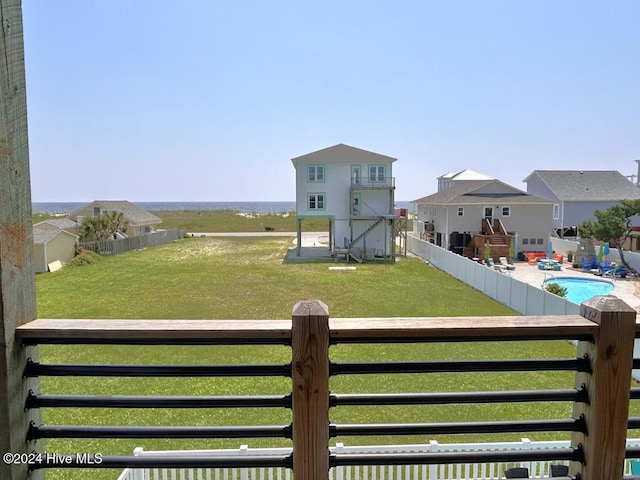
(424, 223), (434, 231)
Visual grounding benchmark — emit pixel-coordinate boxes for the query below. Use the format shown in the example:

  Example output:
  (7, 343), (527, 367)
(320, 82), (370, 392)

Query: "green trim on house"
(307, 192), (326, 211)
(307, 164), (326, 183)
(368, 164), (386, 183)
(351, 164), (362, 185)
(296, 214), (335, 219)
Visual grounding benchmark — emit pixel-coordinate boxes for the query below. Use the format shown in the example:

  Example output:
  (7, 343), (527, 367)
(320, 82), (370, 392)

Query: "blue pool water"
(543, 276), (614, 304)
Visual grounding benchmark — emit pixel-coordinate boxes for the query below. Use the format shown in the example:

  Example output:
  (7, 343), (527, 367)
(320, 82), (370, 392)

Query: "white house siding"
(420, 203), (552, 252)
(293, 145), (396, 256)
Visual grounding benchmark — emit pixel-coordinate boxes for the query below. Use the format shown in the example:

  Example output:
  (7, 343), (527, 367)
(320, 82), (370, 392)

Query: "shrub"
(544, 282), (567, 297)
(69, 248), (101, 267)
(264, 226), (275, 231)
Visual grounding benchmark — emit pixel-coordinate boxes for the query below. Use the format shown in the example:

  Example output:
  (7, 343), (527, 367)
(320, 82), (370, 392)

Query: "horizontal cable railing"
(17, 318), (295, 474)
(12, 297), (639, 479)
(326, 317), (592, 477)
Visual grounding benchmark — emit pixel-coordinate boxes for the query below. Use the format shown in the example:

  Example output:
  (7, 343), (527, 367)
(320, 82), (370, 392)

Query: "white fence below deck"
(116, 438), (640, 480)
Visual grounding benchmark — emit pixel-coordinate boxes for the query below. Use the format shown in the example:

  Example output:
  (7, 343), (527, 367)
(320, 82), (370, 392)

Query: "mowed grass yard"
(35, 236), (628, 479)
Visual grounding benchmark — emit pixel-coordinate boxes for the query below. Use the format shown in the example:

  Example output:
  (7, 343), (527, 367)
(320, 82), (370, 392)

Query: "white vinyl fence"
(116, 438), (640, 480)
(406, 235), (580, 316)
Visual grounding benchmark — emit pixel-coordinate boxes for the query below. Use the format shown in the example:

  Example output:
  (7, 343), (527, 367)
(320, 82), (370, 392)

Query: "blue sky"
(23, 1), (640, 202)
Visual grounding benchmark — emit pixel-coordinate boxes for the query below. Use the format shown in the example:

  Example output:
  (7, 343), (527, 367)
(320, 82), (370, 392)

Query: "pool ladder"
(542, 271), (556, 288)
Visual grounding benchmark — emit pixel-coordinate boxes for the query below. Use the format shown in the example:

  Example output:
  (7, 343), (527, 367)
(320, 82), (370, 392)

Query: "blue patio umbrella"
(604, 242), (610, 260)
(547, 240), (553, 259)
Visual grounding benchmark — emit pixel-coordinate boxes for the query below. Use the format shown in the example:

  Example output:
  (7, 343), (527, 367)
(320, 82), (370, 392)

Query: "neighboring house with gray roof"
(412, 179), (553, 258)
(68, 200), (162, 237)
(523, 170), (640, 236)
(33, 217), (80, 235)
(32, 228), (78, 273)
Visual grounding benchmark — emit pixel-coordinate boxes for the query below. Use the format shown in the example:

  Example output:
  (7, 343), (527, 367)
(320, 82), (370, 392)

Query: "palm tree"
(79, 210), (129, 242)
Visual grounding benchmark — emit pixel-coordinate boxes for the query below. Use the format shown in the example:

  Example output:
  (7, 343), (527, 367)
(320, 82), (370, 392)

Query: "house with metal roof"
(412, 179), (553, 260)
(68, 200), (162, 237)
(32, 228), (78, 273)
(523, 170), (640, 237)
(291, 144), (406, 261)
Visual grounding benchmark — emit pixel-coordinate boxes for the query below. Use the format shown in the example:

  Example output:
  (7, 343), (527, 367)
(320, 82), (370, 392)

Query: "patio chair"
(550, 464), (569, 477)
(488, 258), (508, 273)
(599, 260), (612, 273)
(580, 256), (593, 270)
(499, 256), (516, 270)
(504, 467), (529, 478)
(631, 459), (640, 475)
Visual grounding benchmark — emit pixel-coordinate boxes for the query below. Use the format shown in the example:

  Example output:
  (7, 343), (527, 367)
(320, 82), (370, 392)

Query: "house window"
(308, 193), (325, 211)
(553, 204), (560, 220)
(457, 207), (464, 216)
(369, 165), (385, 183)
(522, 238), (529, 245)
(93, 207), (101, 216)
(351, 165), (361, 185)
(537, 238), (544, 245)
(307, 165), (325, 182)
(501, 206), (510, 216)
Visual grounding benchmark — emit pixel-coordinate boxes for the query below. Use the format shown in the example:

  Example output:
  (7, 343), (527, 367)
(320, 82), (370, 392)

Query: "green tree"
(80, 210), (129, 242)
(578, 199), (640, 275)
(103, 210), (129, 238)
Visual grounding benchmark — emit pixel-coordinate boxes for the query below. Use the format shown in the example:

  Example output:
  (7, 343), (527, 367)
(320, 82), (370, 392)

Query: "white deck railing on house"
(116, 438), (640, 480)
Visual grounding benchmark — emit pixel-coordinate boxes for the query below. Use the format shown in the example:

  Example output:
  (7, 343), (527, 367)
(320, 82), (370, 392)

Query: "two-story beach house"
(291, 144), (404, 261)
(412, 176), (554, 260)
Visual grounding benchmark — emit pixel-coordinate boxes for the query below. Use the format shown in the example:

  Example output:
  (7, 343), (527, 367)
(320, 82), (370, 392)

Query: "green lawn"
(34, 236), (621, 479)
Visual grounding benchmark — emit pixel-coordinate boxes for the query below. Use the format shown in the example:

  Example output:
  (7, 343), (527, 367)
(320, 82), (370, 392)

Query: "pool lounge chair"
(487, 258), (508, 273)
(599, 260), (612, 273)
(499, 257), (516, 270)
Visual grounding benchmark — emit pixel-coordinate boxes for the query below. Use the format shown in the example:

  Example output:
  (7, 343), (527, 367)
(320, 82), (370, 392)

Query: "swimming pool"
(543, 276), (614, 304)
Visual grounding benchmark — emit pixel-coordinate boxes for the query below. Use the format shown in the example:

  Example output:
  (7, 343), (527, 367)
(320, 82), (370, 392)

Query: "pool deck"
(507, 260), (640, 313)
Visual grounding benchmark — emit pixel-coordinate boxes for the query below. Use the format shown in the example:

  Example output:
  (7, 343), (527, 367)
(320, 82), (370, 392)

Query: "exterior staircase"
(347, 217), (385, 262)
(463, 219), (513, 260)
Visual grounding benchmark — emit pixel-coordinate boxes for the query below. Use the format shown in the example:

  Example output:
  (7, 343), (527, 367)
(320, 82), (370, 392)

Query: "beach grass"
(34, 236), (618, 479)
(150, 209), (326, 232)
(33, 209), (413, 233)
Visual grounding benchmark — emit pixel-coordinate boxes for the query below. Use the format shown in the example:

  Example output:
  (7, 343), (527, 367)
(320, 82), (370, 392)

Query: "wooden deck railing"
(3, 297), (639, 479)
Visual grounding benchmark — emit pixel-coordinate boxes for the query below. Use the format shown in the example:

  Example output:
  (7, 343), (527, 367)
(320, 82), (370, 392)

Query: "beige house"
(68, 200), (162, 237)
(33, 217), (81, 235)
(32, 229), (78, 273)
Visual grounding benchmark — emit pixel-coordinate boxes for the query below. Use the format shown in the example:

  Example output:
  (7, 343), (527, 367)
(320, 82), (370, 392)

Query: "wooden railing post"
(571, 296), (636, 479)
(0, 0), (42, 479)
(291, 300), (330, 480)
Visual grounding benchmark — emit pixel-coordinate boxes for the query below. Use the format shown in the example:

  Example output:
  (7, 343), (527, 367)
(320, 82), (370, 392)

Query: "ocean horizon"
(33, 201), (413, 215)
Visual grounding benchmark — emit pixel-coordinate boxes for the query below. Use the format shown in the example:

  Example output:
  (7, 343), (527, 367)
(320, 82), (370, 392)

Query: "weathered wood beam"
(0, 1), (40, 479)
(291, 300), (330, 480)
(571, 296), (637, 479)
